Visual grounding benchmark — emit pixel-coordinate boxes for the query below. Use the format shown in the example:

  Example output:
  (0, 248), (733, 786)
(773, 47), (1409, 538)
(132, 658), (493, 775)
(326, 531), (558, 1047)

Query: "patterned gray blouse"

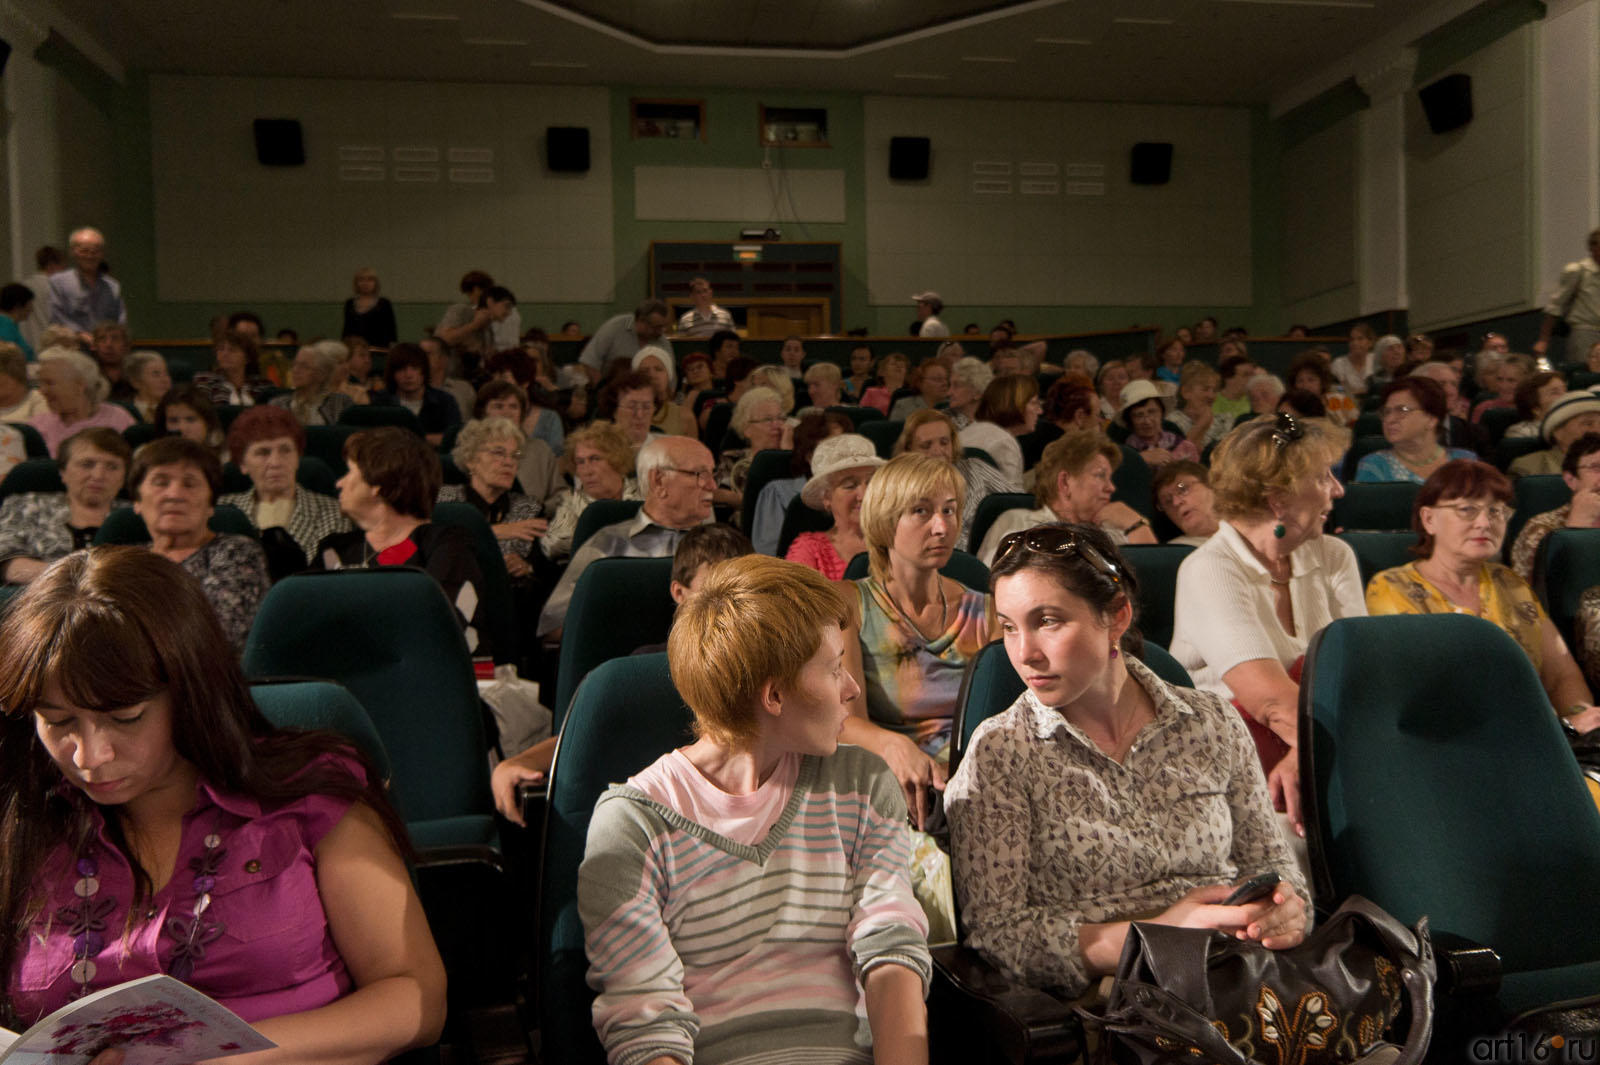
(943, 656), (1310, 996)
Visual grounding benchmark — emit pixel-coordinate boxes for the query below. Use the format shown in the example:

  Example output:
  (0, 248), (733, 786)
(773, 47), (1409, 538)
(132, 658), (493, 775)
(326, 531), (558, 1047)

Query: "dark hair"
(473, 379), (529, 421)
(0, 548), (407, 992)
(599, 371), (656, 420)
(1151, 458), (1209, 505)
(216, 329), (260, 376)
(1412, 459), (1513, 557)
(484, 349), (537, 388)
(130, 435), (223, 503)
(988, 521), (1142, 656)
(1278, 388), (1327, 418)
(0, 283), (34, 312)
(383, 342), (428, 393)
(35, 245), (63, 271)
(708, 329), (741, 355)
(1288, 351), (1332, 393)
(634, 298), (669, 321)
(723, 356), (757, 385)
(1514, 371), (1564, 421)
(227, 405), (306, 460)
(226, 311), (263, 334)
(344, 427), (440, 521)
(1219, 352), (1253, 381)
(480, 285), (516, 307)
(58, 427), (131, 472)
(975, 374), (1039, 429)
(671, 523), (754, 588)
(459, 270), (493, 294)
(154, 387), (221, 444)
(787, 412), (839, 477)
(1382, 375), (1447, 429)
(1562, 432), (1600, 477)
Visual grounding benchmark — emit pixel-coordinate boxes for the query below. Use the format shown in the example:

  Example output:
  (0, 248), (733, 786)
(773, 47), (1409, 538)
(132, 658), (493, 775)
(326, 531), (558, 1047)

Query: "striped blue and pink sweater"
(578, 744), (931, 1065)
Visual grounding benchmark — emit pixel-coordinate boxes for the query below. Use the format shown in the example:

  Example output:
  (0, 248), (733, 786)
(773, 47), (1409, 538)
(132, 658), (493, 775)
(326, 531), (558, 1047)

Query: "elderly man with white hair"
(47, 227), (125, 341)
(30, 346), (133, 455)
(536, 433), (715, 639)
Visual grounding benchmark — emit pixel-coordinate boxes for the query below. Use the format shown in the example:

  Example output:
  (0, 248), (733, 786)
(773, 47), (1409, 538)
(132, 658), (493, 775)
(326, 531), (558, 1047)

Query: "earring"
(1272, 521), (1286, 539)
(1109, 647), (1120, 659)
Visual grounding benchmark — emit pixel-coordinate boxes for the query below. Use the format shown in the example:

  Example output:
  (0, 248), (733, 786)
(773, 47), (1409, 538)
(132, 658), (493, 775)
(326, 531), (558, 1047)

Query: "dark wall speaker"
(1418, 73), (1473, 135)
(889, 136), (930, 181)
(1130, 142), (1172, 186)
(252, 119), (305, 167)
(547, 126), (591, 173)
(0, 38), (11, 78)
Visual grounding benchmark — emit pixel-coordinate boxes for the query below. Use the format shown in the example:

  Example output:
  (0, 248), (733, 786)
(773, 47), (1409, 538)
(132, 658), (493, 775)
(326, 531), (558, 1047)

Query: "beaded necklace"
(56, 824), (228, 996)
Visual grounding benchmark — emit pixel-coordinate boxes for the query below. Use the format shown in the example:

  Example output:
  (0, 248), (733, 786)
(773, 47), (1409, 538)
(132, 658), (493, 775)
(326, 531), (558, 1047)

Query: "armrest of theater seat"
(929, 942), (1084, 1064)
(1430, 930), (1502, 998)
(516, 779), (549, 832)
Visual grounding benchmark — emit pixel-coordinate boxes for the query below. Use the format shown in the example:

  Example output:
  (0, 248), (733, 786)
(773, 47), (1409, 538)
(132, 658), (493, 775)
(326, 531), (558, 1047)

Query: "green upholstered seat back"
(739, 448), (793, 534)
(539, 654), (693, 1065)
(1121, 543), (1195, 650)
(242, 569), (490, 828)
(1301, 614), (1600, 977)
(1330, 480), (1418, 531)
(1508, 475), (1571, 554)
(250, 679), (393, 783)
(552, 556), (676, 729)
(338, 404), (423, 432)
(859, 418), (904, 459)
(1111, 445), (1154, 520)
(1334, 531), (1419, 588)
(966, 493), (1034, 558)
(1533, 528), (1600, 645)
(0, 458), (63, 502)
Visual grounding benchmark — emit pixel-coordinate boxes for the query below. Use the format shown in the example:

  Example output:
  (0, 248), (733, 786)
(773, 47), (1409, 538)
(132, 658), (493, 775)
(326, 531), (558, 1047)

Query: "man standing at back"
(1535, 229), (1600, 361)
(677, 277), (734, 337)
(537, 434), (713, 639)
(912, 291), (950, 338)
(48, 227), (125, 342)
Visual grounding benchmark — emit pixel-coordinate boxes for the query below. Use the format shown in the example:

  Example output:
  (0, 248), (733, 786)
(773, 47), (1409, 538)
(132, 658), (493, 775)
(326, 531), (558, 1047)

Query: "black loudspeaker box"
(547, 127), (591, 173)
(1130, 142), (1172, 185)
(0, 38), (11, 77)
(1418, 73), (1473, 135)
(889, 137), (930, 181)
(252, 119), (305, 167)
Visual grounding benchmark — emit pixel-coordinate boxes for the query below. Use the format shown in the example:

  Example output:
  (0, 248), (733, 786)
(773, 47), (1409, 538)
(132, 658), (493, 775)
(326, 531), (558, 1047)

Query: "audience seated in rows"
(540, 419), (640, 563)
(219, 406), (350, 573)
(122, 348), (171, 423)
(32, 346), (133, 455)
(193, 329), (274, 408)
(748, 411), (848, 555)
(1510, 431), (1600, 580)
(893, 408), (1013, 550)
(1355, 376), (1477, 484)
(1511, 390), (1600, 477)
(784, 433), (882, 580)
(1152, 458), (1220, 545)
(1118, 378), (1199, 468)
(274, 340), (355, 426)
(438, 417), (548, 579)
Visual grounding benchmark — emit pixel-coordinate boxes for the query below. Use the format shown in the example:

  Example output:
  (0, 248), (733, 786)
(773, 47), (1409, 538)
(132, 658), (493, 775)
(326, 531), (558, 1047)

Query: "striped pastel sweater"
(578, 745), (932, 1065)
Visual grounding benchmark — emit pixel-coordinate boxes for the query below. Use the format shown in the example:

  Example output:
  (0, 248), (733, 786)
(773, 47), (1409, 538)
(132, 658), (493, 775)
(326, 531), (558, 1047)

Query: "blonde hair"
(894, 408), (964, 459)
(1209, 416), (1350, 521)
(859, 452), (965, 585)
(451, 417), (525, 470)
(562, 419), (634, 478)
(667, 555), (851, 749)
(746, 365), (795, 412)
(803, 361), (842, 386)
(731, 386), (784, 437)
(1033, 431), (1120, 508)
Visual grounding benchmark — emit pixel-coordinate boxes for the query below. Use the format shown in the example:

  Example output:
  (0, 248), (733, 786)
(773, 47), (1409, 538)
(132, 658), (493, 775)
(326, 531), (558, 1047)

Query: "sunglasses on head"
(1270, 411), (1305, 451)
(995, 525), (1122, 584)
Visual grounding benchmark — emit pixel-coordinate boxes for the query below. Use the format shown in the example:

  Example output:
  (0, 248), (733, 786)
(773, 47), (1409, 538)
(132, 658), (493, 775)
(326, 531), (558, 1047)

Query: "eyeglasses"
(749, 415), (787, 425)
(1432, 502), (1512, 524)
(1270, 411), (1304, 451)
(994, 525), (1121, 584)
(1380, 405), (1420, 420)
(1576, 461), (1600, 476)
(618, 401), (654, 414)
(1157, 480), (1197, 511)
(663, 466), (717, 485)
(483, 446), (523, 462)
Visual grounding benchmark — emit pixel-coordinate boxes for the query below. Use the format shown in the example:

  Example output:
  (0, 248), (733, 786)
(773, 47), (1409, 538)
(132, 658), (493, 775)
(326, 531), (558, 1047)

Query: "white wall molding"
(1534, 0), (1600, 307)
(1355, 48), (1416, 314)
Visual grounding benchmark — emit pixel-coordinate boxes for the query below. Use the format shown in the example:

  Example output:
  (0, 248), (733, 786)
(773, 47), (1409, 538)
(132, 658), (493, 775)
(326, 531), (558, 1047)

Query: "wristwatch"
(1124, 517), (1150, 535)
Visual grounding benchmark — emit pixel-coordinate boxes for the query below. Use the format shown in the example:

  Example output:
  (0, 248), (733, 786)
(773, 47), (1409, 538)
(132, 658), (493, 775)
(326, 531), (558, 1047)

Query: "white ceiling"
(63, 0), (1463, 105)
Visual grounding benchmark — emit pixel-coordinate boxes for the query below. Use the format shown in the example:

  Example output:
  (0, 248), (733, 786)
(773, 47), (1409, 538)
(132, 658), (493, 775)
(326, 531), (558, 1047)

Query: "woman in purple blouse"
(0, 547), (445, 1063)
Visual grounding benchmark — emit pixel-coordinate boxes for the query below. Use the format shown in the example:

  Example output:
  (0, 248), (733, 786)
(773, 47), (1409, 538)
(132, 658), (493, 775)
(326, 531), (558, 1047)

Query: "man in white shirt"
(1535, 228), (1600, 361)
(577, 299), (674, 384)
(912, 291), (950, 338)
(676, 277), (734, 337)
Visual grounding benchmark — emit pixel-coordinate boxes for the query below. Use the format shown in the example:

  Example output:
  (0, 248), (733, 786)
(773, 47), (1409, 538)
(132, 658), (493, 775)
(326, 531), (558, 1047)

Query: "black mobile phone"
(1222, 871), (1281, 906)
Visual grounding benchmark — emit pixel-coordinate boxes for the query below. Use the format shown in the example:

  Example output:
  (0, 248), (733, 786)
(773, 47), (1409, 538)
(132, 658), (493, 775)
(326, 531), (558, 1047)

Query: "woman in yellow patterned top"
(1366, 459), (1600, 734)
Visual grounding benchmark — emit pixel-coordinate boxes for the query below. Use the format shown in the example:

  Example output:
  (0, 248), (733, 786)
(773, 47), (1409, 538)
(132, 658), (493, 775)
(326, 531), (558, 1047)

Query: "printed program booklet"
(0, 974), (274, 1064)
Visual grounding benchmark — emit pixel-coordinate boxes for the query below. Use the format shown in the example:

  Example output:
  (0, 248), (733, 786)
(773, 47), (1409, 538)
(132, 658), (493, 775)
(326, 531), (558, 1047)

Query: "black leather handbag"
(1088, 896), (1436, 1065)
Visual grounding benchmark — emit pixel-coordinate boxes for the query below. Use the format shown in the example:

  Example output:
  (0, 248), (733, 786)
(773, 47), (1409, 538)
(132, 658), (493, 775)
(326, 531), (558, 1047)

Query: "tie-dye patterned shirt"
(855, 578), (994, 752)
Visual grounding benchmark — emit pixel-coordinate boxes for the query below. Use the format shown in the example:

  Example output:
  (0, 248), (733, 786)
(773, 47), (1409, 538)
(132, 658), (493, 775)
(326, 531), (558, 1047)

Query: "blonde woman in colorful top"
(843, 453), (998, 829)
(579, 555), (930, 1065)
(1366, 459), (1600, 734)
